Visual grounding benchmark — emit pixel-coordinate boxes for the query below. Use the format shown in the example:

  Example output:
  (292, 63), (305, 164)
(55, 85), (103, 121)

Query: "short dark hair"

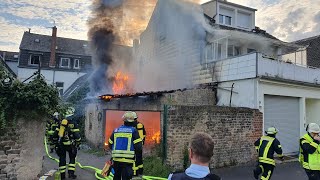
(189, 132), (214, 163)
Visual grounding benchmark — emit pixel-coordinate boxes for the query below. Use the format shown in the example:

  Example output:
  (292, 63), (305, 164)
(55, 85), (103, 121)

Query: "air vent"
(34, 39), (40, 43)
(13, 55), (18, 58)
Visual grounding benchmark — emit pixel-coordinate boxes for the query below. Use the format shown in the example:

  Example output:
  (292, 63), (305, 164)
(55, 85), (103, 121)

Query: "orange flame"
(112, 71), (129, 94)
(151, 131), (161, 144)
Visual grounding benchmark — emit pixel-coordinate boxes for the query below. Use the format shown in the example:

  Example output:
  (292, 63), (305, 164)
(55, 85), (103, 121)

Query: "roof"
(63, 73), (90, 99)
(202, 0), (257, 11)
(19, 32), (91, 56)
(218, 24), (279, 40)
(293, 35), (320, 44)
(0, 51), (19, 61)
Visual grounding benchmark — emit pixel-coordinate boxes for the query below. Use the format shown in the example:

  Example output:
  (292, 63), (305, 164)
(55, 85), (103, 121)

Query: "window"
(219, 14), (232, 26)
(237, 11), (251, 29)
(74, 59), (80, 69)
(29, 54), (41, 66)
(56, 82), (64, 96)
(60, 58), (70, 68)
(228, 45), (241, 57)
(247, 48), (256, 53)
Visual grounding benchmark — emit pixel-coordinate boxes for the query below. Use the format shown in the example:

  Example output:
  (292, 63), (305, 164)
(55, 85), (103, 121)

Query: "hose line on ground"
(44, 136), (167, 180)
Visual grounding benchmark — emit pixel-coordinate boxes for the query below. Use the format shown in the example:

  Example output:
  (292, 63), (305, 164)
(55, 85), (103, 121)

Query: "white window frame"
(60, 58), (70, 68)
(29, 54), (41, 66)
(73, 59), (80, 69)
(56, 82), (64, 96)
(219, 14), (232, 26)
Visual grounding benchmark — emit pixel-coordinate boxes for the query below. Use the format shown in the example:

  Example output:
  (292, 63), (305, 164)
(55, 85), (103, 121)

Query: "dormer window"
(60, 58), (70, 68)
(74, 59), (80, 69)
(29, 54), (41, 66)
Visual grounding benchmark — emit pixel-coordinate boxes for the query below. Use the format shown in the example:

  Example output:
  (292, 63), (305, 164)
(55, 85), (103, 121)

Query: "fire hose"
(44, 136), (167, 180)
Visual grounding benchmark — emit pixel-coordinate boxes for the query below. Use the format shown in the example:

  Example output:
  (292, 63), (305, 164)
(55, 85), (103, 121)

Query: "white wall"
(258, 54), (320, 84)
(202, 1), (216, 18)
(17, 68), (86, 92)
(217, 78), (257, 108)
(216, 2), (255, 30)
(306, 99), (320, 125)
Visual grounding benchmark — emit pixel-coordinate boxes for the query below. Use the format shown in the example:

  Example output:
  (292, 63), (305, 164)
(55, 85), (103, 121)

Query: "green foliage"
(143, 156), (171, 178)
(0, 67), (60, 130)
(183, 145), (190, 169)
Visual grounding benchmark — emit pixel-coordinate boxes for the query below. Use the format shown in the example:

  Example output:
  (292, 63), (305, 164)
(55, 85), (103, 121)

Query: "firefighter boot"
(68, 172), (77, 179)
(60, 172), (66, 180)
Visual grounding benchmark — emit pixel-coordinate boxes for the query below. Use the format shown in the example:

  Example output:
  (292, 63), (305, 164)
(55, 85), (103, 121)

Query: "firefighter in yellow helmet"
(299, 123), (320, 179)
(53, 107), (81, 179)
(253, 127), (284, 180)
(46, 112), (60, 153)
(108, 111), (142, 180)
(131, 111), (146, 177)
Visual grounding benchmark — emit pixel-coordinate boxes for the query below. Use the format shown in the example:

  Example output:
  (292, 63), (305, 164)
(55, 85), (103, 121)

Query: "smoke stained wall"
(132, 0), (207, 92)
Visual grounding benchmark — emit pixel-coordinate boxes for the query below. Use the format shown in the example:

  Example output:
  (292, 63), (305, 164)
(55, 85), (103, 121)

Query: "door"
(264, 95), (300, 155)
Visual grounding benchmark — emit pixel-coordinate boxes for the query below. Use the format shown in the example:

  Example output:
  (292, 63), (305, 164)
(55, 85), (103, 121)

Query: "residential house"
(293, 35), (320, 68)
(0, 51), (19, 77)
(17, 27), (92, 96)
(134, 0), (320, 155)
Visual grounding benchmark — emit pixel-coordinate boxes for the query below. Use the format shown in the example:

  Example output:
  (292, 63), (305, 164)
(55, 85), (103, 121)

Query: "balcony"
(193, 53), (320, 85)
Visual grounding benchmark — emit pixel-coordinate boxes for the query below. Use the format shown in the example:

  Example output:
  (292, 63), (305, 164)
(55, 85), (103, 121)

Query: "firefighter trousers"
(113, 161), (133, 180)
(304, 169), (320, 180)
(134, 150), (143, 176)
(253, 162), (274, 180)
(57, 145), (77, 178)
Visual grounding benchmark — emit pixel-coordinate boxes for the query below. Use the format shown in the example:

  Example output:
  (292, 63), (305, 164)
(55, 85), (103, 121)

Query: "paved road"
(42, 151), (308, 180)
(215, 161), (307, 180)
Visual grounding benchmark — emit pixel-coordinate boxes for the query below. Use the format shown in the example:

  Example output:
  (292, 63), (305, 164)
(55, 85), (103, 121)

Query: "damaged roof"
(20, 32), (91, 56)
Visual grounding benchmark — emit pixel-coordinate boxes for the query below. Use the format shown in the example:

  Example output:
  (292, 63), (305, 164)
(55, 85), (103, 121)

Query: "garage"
(264, 95), (300, 155)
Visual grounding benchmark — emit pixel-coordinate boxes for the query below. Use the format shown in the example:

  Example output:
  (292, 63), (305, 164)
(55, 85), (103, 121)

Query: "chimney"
(49, 26), (57, 68)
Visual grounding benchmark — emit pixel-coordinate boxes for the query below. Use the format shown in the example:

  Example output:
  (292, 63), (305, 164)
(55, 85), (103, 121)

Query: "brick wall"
(166, 105), (262, 170)
(0, 119), (45, 180)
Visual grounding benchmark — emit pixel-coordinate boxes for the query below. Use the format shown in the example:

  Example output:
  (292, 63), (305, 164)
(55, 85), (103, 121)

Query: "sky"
(0, 0), (319, 52)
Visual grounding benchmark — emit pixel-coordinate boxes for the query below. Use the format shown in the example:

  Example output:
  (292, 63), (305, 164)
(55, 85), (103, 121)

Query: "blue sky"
(0, 0), (319, 51)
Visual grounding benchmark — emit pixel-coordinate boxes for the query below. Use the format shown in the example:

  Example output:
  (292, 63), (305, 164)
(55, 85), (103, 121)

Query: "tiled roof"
(19, 32), (91, 56)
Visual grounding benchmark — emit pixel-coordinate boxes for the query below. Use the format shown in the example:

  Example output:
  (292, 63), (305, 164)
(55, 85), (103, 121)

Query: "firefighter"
(299, 123), (320, 180)
(53, 107), (81, 179)
(131, 111), (146, 177)
(46, 112), (60, 153)
(253, 127), (284, 180)
(108, 111), (143, 180)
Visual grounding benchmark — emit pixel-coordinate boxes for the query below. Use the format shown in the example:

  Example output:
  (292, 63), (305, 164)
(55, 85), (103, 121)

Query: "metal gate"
(264, 95), (300, 154)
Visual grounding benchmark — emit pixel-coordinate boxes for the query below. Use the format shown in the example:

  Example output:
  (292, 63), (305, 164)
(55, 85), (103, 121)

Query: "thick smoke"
(131, 0), (208, 92)
(88, 0), (125, 95)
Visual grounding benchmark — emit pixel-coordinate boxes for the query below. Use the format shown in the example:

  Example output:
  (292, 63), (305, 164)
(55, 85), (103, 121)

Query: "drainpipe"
(162, 104), (168, 162)
(229, 83), (235, 107)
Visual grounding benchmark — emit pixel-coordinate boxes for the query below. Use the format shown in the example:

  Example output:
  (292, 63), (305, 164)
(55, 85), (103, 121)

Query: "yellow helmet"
(122, 111), (135, 122)
(61, 119), (68, 126)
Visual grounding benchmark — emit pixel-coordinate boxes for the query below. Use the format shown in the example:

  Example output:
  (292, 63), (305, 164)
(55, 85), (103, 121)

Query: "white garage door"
(264, 95), (300, 154)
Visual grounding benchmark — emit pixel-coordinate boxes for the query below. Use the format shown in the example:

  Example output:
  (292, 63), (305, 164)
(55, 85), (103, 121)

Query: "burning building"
(84, 0), (320, 170)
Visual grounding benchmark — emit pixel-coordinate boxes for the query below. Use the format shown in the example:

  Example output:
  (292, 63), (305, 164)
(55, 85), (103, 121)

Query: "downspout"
(162, 104), (168, 163)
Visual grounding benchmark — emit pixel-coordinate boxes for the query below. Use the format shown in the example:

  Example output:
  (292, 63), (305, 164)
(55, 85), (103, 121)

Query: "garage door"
(264, 95), (300, 154)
